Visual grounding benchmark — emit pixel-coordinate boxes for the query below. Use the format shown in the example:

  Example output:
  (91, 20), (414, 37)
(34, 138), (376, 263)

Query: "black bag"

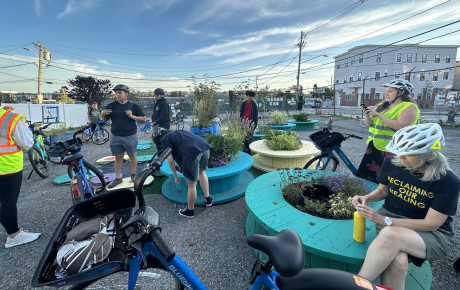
(309, 128), (345, 151)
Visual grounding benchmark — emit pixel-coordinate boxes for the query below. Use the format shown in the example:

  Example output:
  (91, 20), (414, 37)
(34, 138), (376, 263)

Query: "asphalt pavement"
(0, 115), (459, 290)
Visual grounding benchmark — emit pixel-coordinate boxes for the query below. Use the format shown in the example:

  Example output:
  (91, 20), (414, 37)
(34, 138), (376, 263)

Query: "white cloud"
(34, 0), (42, 16)
(99, 59), (110, 65)
(57, 0), (105, 19)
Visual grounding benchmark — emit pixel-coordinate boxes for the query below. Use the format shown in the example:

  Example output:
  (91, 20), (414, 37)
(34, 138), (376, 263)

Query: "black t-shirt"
(160, 130), (213, 181)
(105, 101), (145, 136)
(377, 157), (460, 233)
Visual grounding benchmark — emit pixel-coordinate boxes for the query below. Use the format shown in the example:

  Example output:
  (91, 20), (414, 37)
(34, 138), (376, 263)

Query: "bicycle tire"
(303, 153), (339, 172)
(176, 121), (184, 130)
(144, 125), (152, 134)
(28, 146), (49, 178)
(82, 129), (92, 143)
(92, 128), (109, 145)
(67, 159), (106, 195)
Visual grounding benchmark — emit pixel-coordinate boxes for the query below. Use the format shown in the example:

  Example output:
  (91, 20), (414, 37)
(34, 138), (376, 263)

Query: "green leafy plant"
(190, 76), (220, 128)
(269, 110), (287, 125)
(205, 134), (242, 168)
(292, 113), (310, 122)
(280, 170), (371, 219)
(266, 131), (301, 151)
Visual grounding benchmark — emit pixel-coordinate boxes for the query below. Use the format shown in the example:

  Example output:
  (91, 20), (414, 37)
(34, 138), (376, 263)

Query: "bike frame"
(137, 120), (152, 131)
(250, 271), (280, 290)
(32, 135), (48, 161)
(317, 146), (358, 175)
(69, 147), (96, 197)
(127, 241), (207, 290)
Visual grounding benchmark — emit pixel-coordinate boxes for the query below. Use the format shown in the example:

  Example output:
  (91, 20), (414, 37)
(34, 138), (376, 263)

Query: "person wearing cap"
(352, 123), (459, 290)
(101, 84), (146, 188)
(152, 88), (170, 129)
(239, 90), (258, 153)
(356, 79), (420, 183)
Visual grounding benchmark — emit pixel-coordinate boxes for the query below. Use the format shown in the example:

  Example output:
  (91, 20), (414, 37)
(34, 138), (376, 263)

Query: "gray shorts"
(185, 150), (210, 184)
(110, 134), (138, 156)
(376, 207), (455, 264)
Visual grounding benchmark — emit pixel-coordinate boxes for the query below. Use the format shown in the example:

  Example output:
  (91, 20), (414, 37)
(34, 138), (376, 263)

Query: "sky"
(1, 0), (459, 95)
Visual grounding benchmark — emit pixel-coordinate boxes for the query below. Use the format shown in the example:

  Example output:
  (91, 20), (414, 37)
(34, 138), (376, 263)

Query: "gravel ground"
(0, 115), (459, 290)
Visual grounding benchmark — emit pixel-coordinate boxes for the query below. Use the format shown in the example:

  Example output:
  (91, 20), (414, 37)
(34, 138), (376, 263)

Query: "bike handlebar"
(345, 133), (363, 140)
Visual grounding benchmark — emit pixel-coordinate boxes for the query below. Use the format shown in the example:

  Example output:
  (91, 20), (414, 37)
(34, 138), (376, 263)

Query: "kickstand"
(27, 170), (34, 180)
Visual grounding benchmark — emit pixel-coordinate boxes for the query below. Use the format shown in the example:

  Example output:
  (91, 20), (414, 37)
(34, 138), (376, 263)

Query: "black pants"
(0, 171), (22, 234)
(243, 132), (253, 154)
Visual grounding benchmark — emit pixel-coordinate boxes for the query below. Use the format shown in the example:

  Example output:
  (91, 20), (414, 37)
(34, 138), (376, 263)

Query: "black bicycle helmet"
(154, 88), (165, 95)
(152, 126), (168, 147)
(113, 84), (129, 93)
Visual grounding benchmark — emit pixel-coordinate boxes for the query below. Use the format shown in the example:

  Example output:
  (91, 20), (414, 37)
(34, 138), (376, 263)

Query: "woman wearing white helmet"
(356, 79), (420, 183)
(352, 123), (459, 290)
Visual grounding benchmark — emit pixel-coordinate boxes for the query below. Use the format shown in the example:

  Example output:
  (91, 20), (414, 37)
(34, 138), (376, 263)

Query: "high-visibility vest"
(0, 110), (26, 175)
(367, 102), (420, 151)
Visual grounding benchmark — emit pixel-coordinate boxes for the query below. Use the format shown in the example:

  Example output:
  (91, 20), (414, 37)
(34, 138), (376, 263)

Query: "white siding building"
(333, 44), (458, 107)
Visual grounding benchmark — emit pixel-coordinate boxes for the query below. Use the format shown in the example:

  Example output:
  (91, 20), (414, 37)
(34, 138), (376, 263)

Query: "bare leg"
(114, 153), (124, 179)
(187, 183), (198, 210)
(129, 155), (138, 175)
(358, 226), (426, 282)
(380, 252), (409, 290)
(198, 169), (210, 198)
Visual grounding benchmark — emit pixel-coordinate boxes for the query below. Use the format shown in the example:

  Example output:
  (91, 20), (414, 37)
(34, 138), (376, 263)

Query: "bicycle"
(48, 125), (106, 204)
(137, 119), (153, 134)
(303, 118), (363, 174)
(176, 114), (187, 130)
(81, 120), (110, 145)
(27, 121), (62, 179)
(32, 148), (390, 290)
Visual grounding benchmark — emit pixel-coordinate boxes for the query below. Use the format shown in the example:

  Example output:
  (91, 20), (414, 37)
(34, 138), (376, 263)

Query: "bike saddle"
(62, 154), (83, 165)
(247, 229), (304, 277)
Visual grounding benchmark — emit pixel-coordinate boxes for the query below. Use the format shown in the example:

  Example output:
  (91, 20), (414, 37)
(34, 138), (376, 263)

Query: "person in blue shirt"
(153, 128), (213, 218)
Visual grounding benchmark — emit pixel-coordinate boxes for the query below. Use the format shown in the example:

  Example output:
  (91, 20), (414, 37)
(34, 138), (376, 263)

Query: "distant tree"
(67, 76), (112, 104)
(56, 91), (75, 104)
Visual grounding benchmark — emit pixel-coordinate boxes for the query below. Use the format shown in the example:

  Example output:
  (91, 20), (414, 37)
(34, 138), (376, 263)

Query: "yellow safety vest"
(0, 110), (26, 175)
(367, 102), (420, 151)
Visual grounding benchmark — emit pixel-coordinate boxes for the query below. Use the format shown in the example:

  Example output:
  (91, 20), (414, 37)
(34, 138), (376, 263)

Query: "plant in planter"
(292, 113), (310, 122)
(205, 134), (242, 168)
(269, 110), (288, 125)
(280, 170), (372, 219)
(190, 77), (220, 128)
(265, 131), (301, 151)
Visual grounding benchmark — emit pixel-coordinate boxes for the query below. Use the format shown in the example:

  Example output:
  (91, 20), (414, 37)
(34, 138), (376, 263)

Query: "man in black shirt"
(101, 84), (146, 188)
(152, 88), (170, 129)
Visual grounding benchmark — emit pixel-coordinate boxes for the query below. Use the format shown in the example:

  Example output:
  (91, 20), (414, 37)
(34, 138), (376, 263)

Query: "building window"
(433, 72), (438, 81)
(345, 94), (352, 101)
(406, 53), (413, 62)
(336, 61), (340, 69)
(443, 71), (449, 80)
(345, 58), (348, 67)
(405, 73), (410, 81)
(374, 92), (381, 99)
(351, 56), (355, 64)
(420, 71), (425, 81)
(376, 53), (382, 63)
(350, 73), (354, 82)
(396, 53), (402, 62)
(416, 93), (422, 100)
(422, 54), (427, 63)
(365, 93), (370, 99)
(446, 53), (451, 63)
(395, 71), (400, 79)
(357, 72), (362, 81)
(359, 54), (363, 63)
(375, 72), (380, 81)
(336, 77), (339, 84)
(344, 75), (347, 83)
(435, 54), (440, 63)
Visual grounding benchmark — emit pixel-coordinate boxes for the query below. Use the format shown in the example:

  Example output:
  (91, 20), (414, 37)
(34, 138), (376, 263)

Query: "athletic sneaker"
(205, 195), (213, 207)
(131, 174), (136, 183)
(179, 207), (194, 218)
(108, 178), (123, 189)
(5, 229), (41, 248)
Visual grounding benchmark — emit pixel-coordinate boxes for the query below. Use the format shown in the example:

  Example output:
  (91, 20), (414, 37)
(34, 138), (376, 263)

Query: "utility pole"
(26, 42), (50, 104)
(295, 31), (305, 102)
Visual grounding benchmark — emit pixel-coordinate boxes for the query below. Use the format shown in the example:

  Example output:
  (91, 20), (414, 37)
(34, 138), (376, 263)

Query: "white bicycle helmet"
(385, 123), (444, 155)
(381, 79), (414, 94)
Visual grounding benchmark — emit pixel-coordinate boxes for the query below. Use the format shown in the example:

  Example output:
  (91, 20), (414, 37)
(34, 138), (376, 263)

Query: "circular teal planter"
(287, 119), (319, 131)
(269, 123), (296, 131)
(161, 151), (254, 205)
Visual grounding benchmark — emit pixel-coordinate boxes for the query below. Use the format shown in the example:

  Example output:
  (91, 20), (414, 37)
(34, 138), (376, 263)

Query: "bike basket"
(309, 128), (345, 151)
(47, 142), (68, 158)
(31, 189), (136, 288)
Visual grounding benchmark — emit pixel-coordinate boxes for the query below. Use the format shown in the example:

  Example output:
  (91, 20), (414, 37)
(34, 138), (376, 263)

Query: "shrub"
(266, 131), (301, 151)
(269, 110), (287, 125)
(205, 134), (242, 168)
(292, 113), (309, 122)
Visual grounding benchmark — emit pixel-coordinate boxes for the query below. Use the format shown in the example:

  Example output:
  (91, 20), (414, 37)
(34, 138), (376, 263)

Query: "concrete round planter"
(287, 119), (319, 131)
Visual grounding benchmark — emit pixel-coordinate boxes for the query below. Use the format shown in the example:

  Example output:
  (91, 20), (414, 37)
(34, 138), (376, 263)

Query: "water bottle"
(353, 211), (365, 243)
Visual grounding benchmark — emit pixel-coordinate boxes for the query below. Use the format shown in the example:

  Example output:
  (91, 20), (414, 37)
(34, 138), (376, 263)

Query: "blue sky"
(1, 0), (459, 94)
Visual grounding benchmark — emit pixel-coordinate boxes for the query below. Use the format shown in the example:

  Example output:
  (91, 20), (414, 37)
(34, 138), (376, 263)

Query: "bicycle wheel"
(28, 146), (49, 178)
(303, 153), (339, 172)
(67, 159), (106, 195)
(176, 120), (184, 130)
(92, 128), (110, 145)
(81, 129), (92, 143)
(43, 139), (62, 164)
(144, 124), (152, 134)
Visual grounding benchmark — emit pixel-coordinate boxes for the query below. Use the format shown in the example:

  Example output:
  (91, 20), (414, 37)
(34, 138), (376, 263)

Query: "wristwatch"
(384, 216), (393, 226)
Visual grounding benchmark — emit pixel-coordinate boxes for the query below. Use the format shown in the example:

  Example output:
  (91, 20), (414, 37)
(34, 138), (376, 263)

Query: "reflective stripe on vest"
(0, 110), (25, 175)
(367, 102), (420, 151)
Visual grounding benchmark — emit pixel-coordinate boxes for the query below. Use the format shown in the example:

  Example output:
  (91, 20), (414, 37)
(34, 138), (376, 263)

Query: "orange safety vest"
(0, 110), (26, 175)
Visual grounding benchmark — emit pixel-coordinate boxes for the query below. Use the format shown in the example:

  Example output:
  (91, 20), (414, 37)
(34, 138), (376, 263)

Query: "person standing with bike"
(0, 108), (41, 248)
(87, 101), (102, 132)
(152, 88), (170, 130)
(101, 84), (146, 189)
(240, 90), (258, 154)
(356, 79), (420, 183)
(152, 128), (213, 218)
(352, 123), (459, 290)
